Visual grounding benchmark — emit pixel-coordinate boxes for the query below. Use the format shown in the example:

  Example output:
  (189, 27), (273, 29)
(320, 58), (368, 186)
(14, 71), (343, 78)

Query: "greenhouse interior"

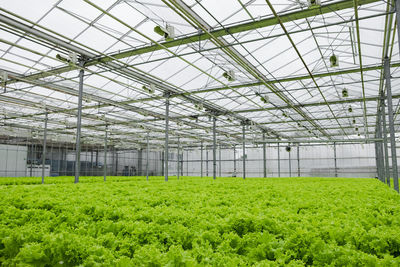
(1, 0), (400, 266)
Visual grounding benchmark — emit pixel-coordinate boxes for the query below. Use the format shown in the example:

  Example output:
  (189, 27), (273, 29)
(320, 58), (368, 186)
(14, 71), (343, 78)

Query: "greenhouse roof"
(0, 0), (398, 149)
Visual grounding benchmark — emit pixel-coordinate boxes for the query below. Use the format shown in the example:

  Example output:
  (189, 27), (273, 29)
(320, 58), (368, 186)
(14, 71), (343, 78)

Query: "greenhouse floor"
(0, 177), (399, 266)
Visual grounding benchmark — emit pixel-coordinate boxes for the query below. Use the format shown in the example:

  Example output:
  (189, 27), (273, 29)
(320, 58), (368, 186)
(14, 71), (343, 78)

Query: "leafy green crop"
(0, 177), (399, 266)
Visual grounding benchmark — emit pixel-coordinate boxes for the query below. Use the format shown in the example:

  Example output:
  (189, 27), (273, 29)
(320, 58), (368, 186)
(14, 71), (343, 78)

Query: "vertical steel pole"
(297, 144), (300, 177)
(41, 111), (48, 184)
(206, 146), (209, 177)
(161, 151), (164, 176)
(177, 137), (180, 180)
(74, 60), (85, 184)
(375, 106), (386, 183)
(90, 149), (93, 176)
(374, 138), (380, 180)
(183, 148), (185, 176)
(146, 132), (149, 181)
(104, 126), (107, 181)
(115, 148), (118, 176)
(382, 93), (391, 186)
(30, 130), (33, 177)
(111, 147), (115, 176)
(219, 143), (222, 177)
(384, 57), (398, 191)
(213, 117), (217, 180)
(376, 100), (386, 183)
(334, 142), (338, 177)
(278, 143), (281, 177)
(289, 145), (292, 177)
(242, 124), (246, 179)
(200, 141), (203, 178)
(233, 145), (236, 176)
(165, 94), (170, 182)
(186, 149), (188, 176)
(381, 87), (390, 186)
(263, 133), (267, 177)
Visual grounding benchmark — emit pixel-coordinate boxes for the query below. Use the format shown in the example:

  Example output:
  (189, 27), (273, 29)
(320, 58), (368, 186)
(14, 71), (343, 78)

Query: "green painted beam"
(233, 94), (400, 114)
(18, 0), (380, 82)
(181, 62), (400, 96)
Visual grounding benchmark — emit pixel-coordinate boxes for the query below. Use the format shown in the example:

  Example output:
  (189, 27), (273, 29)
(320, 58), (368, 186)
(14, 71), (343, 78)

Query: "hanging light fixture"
(142, 84), (155, 94)
(342, 88), (348, 97)
(154, 24), (175, 41)
(255, 91), (269, 104)
(330, 53), (339, 67)
(223, 70), (236, 82)
(1, 71), (8, 92)
(194, 103), (204, 111)
(308, 0), (321, 9)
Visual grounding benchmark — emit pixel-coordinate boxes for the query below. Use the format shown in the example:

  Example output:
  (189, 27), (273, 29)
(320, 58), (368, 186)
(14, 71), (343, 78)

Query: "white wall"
(0, 144), (28, 177)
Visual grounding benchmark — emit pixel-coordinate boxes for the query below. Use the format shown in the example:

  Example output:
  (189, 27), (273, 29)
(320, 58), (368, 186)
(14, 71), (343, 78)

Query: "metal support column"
(74, 60), (85, 184)
(200, 141), (203, 178)
(146, 132), (149, 181)
(206, 146), (209, 177)
(242, 124), (246, 180)
(376, 101), (385, 183)
(29, 130), (33, 177)
(165, 93), (170, 182)
(289, 145), (292, 177)
(104, 125), (108, 181)
(334, 142), (338, 177)
(263, 133), (267, 177)
(177, 137), (180, 180)
(297, 144), (300, 177)
(233, 145), (237, 177)
(278, 143), (281, 177)
(219, 144), (222, 177)
(161, 151), (164, 176)
(90, 150), (93, 175)
(381, 83), (391, 185)
(186, 149), (189, 176)
(41, 111), (48, 184)
(213, 117), (217, 180)
(384, 57), (399, 191)
(115, 149), (118, 175)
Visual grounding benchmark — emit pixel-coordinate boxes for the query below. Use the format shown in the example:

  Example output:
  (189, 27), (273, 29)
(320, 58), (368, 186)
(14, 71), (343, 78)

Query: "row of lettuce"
(1, 177), (399, 266)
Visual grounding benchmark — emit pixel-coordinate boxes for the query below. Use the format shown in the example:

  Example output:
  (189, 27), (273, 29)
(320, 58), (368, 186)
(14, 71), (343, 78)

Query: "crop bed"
(0, 177), (399, 266)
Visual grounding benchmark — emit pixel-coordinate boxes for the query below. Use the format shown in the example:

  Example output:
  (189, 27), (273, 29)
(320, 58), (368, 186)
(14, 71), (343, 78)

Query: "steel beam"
(384, 57), (399, 191)
(334, 142), (338, 177)
(242, 124), (246, 180)
(41, 111), (48, 184)
(257, 138), (383, 144)
(382, 86), (391, 185)
(165, 94), (170, 182)
(200, 141), (203, 178)
(146, 132), (149, 181)
(375, 106), (384, 182)
(74, 60), (85, 184)
(177, 137), (180, 180)
(213, 117), (217, 180)
(206, 146), (208, 177)
(104, 126), (108, 181)
(288, 145), (292, 177)
(233, 145), (237, 177)
(219, 143), (222, 177)
(278, 143), (281, 177)
(297, 144), (300, 177)
(8, 0), (379, 85)
(263, 133), (267, 177)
